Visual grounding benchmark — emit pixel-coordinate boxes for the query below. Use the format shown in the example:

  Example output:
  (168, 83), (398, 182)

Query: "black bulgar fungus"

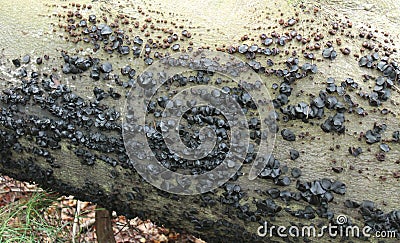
(368, 92), (381, 106)
(172, 43), (180, 51)
(120, 65), (131, 75)
(291, 168), (302, 178)
(281, 129), (296, 141)
(322, 47), (336, 60)
(248, 44), (258, 53)
(380, 108), (389, 115)
(365, 129), (381, 144)
(326, 83), (337, 93)
(289, 149), (299, 160)
(309, 181), (326, 195)
(289, 206), (316, 219)
(100, 25), (113, 35)
(100, 62), (112, 73)
(12, 59), (21, 67)
(74, 148), (96, 166)
(296, 177), (346, 206)
(321, 113), (345, 134)
(22, 55), (30, 64)
(326, 96), (338, 109)
(393, 131), (400, 142)
(349, 146), (362, 157)
(93, 87), (109, 101)
(109, 88), (121, 100)
(238, 44), (248, 54)
(304, 52), (315, 60)
(332, 166), (343, 173)
(264, 38), (273, 46)
(275, 176), (291, 186)
(344, 200), (360, 208)
(77, 19), (87, 27)
(259, 155), (282, 179)
(287, 18), (296, 26)
(16, 67), (27, 78)
(277, 190), (292, 202)
(256, 199), (282, 216)
(379, 143), (390, 152)
(90, 68), (100, 80)
(144, 57), (153, 65)
(119, 46), (130, 55)
(88, 14), (96, 23)
(330, 181), (346, 195)
(267, 188), (280, 199)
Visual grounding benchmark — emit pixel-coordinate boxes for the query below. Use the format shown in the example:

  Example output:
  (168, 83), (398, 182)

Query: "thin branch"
(72, 200), (81, 243)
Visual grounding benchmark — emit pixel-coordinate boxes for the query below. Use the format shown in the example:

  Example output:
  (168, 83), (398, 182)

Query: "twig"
(72, 200), (81, 243)
(114, 221), (130, 236)
(0, 188), (44, 194)
(80, 218), (96, 232)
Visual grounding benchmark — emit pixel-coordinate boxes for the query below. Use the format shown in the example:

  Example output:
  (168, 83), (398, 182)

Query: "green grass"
(0, 192), (69, 243)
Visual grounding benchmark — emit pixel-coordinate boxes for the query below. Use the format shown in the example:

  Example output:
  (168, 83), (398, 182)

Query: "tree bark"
(0, 69), (399, 242)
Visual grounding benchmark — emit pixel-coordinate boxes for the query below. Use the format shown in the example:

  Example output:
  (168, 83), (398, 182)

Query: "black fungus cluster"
(344, 200), (400, 238)
(321, 112), (345, 134)
(365, 123), (386, 144)
(65, 13), (193, 65)
(0, 65), (131, 172)
(144, 71), (262, 175)
(61, 52), (94, 74)
(358, 53), (380, 68)
(296, 178), (346, 206)
(358, 55), (400, 106)
(258, 154), (284, 180)
(272, 57), (317, 110)
(368, 76), (393, 106)
(322, 47), (337, 60)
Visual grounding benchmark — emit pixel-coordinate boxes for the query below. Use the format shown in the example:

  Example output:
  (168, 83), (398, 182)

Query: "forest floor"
(0, 175), (206, 243)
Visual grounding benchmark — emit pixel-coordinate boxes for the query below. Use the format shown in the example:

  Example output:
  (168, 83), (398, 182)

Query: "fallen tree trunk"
(0, 0), (400, 242)
(0, 63), (399, 242)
